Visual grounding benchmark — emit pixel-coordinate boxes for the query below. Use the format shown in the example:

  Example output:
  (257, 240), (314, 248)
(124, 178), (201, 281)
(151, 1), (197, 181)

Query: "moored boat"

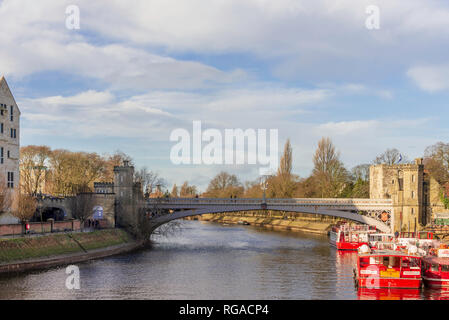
(422, 245), (449, 289)
(329, 223), (377, 251)
(355, 246), (422, 289)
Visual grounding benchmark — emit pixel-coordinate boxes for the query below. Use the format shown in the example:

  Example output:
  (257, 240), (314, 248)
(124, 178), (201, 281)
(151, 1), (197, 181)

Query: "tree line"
(171, 138), (449, 200)
(20, 146), (132, 195)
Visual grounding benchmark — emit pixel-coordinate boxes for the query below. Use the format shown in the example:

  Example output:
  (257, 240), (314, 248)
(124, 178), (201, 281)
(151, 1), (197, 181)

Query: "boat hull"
(423, 277), (449, 288)
(329, 231), (368, 251)
(330, 233), (367, 250)
(358, 277), (422, 289)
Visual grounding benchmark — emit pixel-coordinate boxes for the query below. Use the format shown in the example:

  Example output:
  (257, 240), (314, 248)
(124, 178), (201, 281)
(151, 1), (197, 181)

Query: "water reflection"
(358, 288), (422, 300)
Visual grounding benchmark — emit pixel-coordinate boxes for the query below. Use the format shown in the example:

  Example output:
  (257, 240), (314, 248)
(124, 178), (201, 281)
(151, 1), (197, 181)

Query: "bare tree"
(203, 172), (243, 198)
(179, 181), (198, 198)
(20, 145), (51, 195)
(352, 164), (371, 182)
(171, 184), (179, 197)
(272, 139), (298, 198)
(134, 167), (166, 197)
(424, 142), (449, 186)
(0, 173), (13, 214)
(12, 192), (37, 229)
(70, 194), (95, 227)
(373, 148), (410, 165)
(312, 137), (350, 198)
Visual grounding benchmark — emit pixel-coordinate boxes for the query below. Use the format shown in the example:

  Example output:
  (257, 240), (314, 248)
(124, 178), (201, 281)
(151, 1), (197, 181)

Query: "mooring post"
(48, 218), (54, 233)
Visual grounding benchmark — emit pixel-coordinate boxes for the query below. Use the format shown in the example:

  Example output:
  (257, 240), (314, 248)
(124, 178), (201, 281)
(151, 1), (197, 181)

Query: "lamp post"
(260, 175), (270, 209)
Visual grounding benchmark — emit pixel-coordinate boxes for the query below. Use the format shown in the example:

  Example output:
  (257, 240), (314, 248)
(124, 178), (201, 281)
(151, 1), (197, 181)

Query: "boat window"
(431, 264), (439, 272)
(408, 258), (420, 268)
(370, 257), (382, 265)
(442, 265), (449, 272)
(360, 257), (370, 267)
(382, 256), (398, 268)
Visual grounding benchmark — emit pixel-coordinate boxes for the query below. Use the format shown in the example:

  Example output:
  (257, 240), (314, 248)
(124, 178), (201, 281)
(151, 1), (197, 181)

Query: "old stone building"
(0, 76), (20, 224)
(0, 76), (20, 193)
(370, 158), (447, 232)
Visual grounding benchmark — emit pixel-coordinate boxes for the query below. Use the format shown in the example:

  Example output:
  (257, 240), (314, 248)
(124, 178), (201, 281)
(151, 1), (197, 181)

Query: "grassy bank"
(0, 229), (132, 263)
(197, 213), (336, 235)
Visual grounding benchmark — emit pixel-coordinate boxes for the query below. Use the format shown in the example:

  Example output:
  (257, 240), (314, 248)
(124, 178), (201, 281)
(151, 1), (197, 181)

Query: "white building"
(0, 76), (20, 224)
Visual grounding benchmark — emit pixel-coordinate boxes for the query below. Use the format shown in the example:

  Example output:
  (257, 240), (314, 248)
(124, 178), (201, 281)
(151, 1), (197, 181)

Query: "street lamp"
(260, 175), (270, 206)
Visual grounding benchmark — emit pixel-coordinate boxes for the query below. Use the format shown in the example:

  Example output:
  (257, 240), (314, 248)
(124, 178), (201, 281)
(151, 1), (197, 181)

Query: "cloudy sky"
(1, 0), (449, 191)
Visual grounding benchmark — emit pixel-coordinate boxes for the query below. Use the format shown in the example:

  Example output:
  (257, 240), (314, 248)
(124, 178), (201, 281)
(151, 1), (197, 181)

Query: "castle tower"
(370, 159), (425, 233)
(113, 160), (134, 201)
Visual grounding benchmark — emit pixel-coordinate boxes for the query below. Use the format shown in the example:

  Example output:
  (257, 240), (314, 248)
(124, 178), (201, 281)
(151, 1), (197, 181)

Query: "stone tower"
(113, 160), (135, 226)
(113, 160), (134, 201)
(370, 159), (425, 233)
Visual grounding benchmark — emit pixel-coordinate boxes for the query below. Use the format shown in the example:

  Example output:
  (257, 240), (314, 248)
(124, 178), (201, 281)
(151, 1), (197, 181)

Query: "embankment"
(194, 212), (340, 235)
(0, 229), (142, 274)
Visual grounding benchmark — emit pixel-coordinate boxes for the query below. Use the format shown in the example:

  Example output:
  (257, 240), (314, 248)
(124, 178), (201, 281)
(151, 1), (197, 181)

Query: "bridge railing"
(147, 198), (392, 206)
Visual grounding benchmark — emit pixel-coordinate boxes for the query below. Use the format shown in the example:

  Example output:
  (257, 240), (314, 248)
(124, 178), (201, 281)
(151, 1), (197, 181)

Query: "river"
(0, 220), (448, 300)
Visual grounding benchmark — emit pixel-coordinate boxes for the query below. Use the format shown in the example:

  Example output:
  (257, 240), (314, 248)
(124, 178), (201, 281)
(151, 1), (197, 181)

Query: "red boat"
(355, 248), (422, 289)
(422, 247), (449, 289)
(329, 223), (376, 251)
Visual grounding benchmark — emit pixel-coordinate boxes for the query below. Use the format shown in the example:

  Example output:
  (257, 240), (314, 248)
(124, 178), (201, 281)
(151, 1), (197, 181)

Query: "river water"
(0, 220), (448, 300)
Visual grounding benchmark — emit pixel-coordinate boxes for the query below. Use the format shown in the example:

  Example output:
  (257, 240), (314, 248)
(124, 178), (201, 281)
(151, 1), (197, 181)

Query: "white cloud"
(407, 64), (449, 92)
(2, 0), (449, 88)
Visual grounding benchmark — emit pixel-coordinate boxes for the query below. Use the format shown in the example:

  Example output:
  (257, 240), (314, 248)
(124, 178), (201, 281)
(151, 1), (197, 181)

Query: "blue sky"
(1, 0), (449, 191)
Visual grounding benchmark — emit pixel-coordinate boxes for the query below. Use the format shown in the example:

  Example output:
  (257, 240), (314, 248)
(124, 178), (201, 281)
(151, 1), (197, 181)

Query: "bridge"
(147, 198), (394, 233)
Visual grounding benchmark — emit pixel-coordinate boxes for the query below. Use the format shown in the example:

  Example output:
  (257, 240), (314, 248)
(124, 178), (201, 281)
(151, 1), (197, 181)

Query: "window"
(412, 175), (415, 183)
(431, 264), (439, 272)
(7, 150), (10, 158)
(0, 147), (3, 164)
(442, 265), (449, 272)
(10, 105), (13, 121)
(412, 191), (415, 199)
(7, 172), (13, 188)
(1, 123), (3, 134)
(10, 128), (16, 138)
(411, 208), (415, 215)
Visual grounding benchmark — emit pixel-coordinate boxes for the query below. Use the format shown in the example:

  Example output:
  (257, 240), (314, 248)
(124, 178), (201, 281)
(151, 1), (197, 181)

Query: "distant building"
(0, 76), (20, 191)
(370, 158), (447, 232)
(0, 76), (20, 224)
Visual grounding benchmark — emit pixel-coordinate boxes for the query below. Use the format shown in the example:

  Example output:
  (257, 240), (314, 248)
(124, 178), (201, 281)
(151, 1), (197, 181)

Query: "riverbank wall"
(192, 212), (343, 235)
(0, 229), (142, 274)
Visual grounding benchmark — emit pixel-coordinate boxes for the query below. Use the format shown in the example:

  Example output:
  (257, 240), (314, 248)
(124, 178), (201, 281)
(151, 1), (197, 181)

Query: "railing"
(147, 198), (392, 207)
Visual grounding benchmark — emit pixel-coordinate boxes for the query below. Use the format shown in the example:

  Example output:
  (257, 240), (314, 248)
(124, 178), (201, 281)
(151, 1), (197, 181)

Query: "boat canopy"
(423, 256), (449, 266)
